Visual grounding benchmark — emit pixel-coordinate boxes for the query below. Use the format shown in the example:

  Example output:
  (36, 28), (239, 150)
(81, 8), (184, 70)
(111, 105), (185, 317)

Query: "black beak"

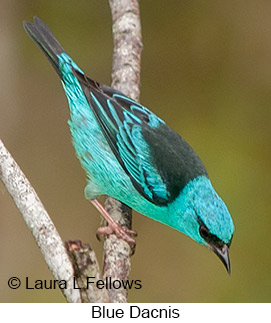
(209, 243), (231, 275)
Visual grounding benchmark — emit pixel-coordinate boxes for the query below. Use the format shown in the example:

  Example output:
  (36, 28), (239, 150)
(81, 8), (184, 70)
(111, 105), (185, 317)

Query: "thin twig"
(0, 139), (81, 303)
(66, 240), (109, 302)
(103, 0), (142, 303)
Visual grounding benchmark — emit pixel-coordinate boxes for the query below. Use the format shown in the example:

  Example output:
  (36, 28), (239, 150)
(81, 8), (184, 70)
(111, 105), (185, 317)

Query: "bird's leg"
(90, 199), (137, 248)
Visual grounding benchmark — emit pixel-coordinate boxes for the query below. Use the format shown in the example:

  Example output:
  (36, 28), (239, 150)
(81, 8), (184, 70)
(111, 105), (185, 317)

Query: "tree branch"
(66, 240), (109, 302)
(0, 140), (81, 303)
(1, 0), (142, 304)
(102, 0), (142, 303)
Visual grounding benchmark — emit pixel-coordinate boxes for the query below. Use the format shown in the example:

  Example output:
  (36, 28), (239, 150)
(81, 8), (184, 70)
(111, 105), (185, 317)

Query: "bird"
(23, 17), (234, 273)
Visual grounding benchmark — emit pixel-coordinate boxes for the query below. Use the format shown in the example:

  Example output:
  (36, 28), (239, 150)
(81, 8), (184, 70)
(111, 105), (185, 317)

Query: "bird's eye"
(199, 225), (209, 239)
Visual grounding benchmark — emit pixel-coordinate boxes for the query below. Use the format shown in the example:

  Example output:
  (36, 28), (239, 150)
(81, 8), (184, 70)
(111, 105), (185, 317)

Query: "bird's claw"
(96, 222), (137, 252)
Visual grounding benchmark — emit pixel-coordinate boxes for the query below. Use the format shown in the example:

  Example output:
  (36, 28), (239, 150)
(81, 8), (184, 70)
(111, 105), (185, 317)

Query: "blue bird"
(23, 17), (234, 273)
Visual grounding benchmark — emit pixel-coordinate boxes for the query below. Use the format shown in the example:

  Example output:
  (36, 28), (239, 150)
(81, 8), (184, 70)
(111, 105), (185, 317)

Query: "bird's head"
(169, 176), (234, 273)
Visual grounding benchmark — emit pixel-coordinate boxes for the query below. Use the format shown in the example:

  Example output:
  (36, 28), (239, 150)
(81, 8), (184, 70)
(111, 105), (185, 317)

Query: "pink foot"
(97, 223), (137, 249)
(90, 199), (137, 250)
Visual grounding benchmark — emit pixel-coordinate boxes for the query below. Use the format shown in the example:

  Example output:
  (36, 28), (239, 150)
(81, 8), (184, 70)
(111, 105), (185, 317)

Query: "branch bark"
(0, 0), (142, 304)
(66, 240), (109, 302)
(103, 0), (142, 303)
(0, 140), (81, 303)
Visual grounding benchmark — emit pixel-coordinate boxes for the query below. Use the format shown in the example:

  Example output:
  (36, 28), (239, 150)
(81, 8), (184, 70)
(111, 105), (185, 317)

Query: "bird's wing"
(73, 69), (170, 206)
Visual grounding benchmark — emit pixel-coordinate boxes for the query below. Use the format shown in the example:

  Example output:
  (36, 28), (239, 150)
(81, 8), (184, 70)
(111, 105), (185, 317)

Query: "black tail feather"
(23, 17), (65, 78)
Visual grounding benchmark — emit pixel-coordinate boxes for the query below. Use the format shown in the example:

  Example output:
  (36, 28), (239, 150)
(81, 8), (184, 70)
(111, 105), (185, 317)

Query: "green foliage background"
(0, 0), (270, 302)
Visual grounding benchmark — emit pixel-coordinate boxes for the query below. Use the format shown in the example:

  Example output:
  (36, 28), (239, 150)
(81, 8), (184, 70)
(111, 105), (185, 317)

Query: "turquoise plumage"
(23, 17), (234, 273)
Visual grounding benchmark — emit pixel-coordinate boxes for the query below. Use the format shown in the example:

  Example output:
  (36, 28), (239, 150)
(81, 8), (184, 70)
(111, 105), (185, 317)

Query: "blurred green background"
(0, 0), (270, 302)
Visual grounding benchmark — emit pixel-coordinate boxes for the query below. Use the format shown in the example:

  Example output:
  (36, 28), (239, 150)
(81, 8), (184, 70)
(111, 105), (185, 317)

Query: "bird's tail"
(23, 17), (66, 79)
